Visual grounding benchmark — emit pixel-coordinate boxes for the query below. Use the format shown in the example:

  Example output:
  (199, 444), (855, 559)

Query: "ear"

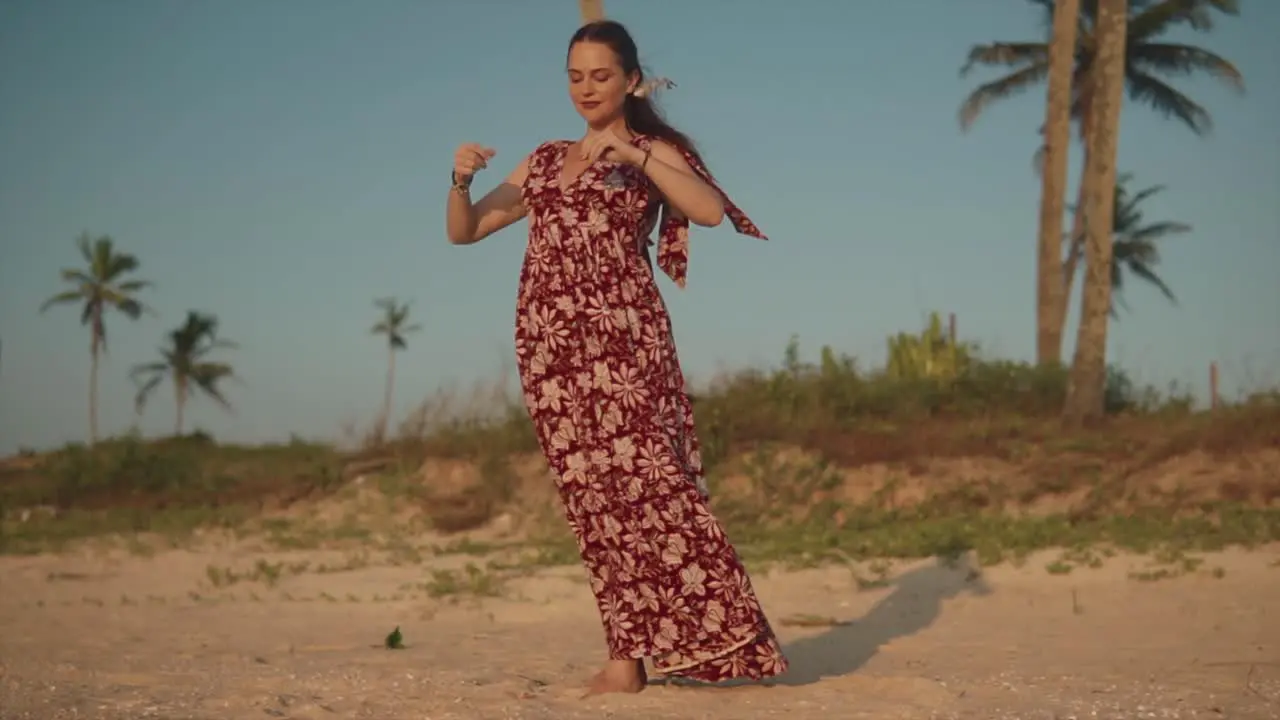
(626, 71), (641, 95)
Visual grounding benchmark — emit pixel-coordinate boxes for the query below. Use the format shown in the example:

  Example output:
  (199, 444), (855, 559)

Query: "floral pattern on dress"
(513, 135), (787, 682)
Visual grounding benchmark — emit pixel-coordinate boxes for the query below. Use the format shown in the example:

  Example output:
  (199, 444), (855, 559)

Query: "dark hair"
(568, 20), (700, 158)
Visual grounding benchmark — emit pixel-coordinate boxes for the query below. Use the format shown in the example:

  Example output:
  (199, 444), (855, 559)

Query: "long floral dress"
(513, 134), (789, 682)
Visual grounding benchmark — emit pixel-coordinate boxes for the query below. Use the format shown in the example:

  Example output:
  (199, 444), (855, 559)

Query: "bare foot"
(583, 658), (647, 697)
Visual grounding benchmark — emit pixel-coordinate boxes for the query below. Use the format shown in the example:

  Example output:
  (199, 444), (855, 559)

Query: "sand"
(1, 542), (1278, 719)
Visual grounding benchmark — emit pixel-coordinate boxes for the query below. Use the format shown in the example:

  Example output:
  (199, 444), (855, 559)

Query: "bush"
(404, 315), (1217, 471)
(0, 435), (341, 512)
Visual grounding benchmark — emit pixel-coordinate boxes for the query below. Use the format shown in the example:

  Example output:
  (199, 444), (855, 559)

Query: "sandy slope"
(1, 543), (1278, 719)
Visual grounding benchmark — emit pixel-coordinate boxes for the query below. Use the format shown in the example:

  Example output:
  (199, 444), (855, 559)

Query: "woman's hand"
(453, 142), (497, 180)
(581, 129), (644, 166)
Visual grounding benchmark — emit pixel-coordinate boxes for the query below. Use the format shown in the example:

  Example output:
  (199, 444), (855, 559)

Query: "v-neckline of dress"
(555, 141), (592, 194)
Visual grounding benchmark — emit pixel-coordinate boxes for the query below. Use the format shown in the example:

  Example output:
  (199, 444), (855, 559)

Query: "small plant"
(885, 312), (973, 382)
(1046, 559), (1074, 575)
(385, 626), (404, 650)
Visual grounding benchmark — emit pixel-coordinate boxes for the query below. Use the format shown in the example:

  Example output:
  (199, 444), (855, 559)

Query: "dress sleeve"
(648, 140), (768, 289)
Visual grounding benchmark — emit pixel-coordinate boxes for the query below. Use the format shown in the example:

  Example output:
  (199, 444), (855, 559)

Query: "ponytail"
(624, 93), (701, 161)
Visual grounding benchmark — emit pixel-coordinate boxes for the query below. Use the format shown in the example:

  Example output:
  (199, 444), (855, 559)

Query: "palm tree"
(1033, 0), (1081, 366)
(131, 311), (236, 436)
(1071, 173), (1188, 315)
(371, 297), (421, 441)
(579, 0), (604, 22)
(40, 233), (153, 443)
(1065, 0), (1129, 426)
(960, 0), (1243, 363)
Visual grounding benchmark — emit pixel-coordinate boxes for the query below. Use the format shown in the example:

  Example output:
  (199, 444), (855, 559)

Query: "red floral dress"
(514, 135), (788, 682)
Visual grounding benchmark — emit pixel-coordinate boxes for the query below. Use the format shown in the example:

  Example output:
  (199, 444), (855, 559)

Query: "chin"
(580, 106), (619, 126)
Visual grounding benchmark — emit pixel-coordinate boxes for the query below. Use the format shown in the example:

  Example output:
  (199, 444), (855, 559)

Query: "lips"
(581, 101), (600, 109)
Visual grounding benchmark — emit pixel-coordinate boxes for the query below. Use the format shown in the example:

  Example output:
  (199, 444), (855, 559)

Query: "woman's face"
(566, 41), (636, 126)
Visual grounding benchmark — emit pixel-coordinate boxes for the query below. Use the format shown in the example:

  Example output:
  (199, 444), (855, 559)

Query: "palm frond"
(131, 360), (169, 376)
(191, 363), (235, 409)
(963, 0), (1242, 150)
(105, 252), (141, 281)
(960, 42), (1049, 77)
(89, 237), (114, 278)
(1123, 256), (1178, 303)
(1125, 70), (1213, 134)
(1105, 174), (1188, 315)
(958, 62), (1051, 130)
(131, 370), (167, 414)
(1122, 182), (1167, 209)
(1130, 43), (1244, 91)
(112, 297), (147, 320)
(40, 290), (84, 313)
(1114, 237), (1163, 264)
(115, 279), (154, 293)
(1129, 220), (1192, 241)
(59, 268), (93, 284)
(189, 341), (237, 362)
(1129, 0), (1239, 39)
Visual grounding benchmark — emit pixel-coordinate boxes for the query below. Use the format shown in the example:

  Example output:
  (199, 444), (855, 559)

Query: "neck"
(585, 115), (631, 139)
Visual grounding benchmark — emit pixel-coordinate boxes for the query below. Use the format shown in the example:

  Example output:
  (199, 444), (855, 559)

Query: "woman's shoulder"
(521, 139), (569, 166)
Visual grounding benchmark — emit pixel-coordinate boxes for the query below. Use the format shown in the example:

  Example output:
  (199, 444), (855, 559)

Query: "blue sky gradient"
(2, 0), (1277, 453)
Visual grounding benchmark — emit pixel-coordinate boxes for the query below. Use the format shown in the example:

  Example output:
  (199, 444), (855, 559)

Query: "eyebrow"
(567, 67), (613, 73)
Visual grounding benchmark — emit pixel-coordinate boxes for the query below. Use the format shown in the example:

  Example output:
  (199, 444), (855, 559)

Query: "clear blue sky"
(2, 0), (1277, 453)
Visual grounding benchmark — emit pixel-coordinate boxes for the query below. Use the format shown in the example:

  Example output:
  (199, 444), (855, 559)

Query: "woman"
(444, 19), (789, 695)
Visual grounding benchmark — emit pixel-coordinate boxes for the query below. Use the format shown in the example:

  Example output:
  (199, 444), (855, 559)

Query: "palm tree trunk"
(1049, 91), (1094, 362)
(1060, 177), (1088, 303)
(1064, 0), (1128, 425)
(174, 377), (186, 436)
(579, 0), (603, 22)
(380, 349), (396, 441)
(1034, 0), (1080, 366)
(1044, 177), (1090, 359)
(89, 331), (100, 444)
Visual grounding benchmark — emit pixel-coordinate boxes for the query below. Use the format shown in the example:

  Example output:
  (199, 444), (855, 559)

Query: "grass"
(2, 325), (1278, 572)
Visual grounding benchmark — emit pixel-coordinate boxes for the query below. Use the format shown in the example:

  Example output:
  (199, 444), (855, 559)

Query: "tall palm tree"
(132, 311), (236, 436)
(40, 233), (153, 443)
(1065, 0), (1129, 425)
(1033, 0), (1081, 366)
(1105, 174), (1189, 315)
(960, 0), (1243, 363)
(579, 0), (604, 22)
(371, 297), (421, 441)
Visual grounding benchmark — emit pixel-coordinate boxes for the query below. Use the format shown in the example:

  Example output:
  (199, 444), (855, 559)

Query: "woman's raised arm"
(445, 148), (531, 245)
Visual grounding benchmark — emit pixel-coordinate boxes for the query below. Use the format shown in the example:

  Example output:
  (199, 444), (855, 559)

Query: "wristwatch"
(451, 171), (473, 196)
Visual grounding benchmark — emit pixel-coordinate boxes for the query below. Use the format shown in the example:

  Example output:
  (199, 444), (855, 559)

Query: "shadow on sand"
(648, 555), (992, 691)
(773, 554), (992, 687)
